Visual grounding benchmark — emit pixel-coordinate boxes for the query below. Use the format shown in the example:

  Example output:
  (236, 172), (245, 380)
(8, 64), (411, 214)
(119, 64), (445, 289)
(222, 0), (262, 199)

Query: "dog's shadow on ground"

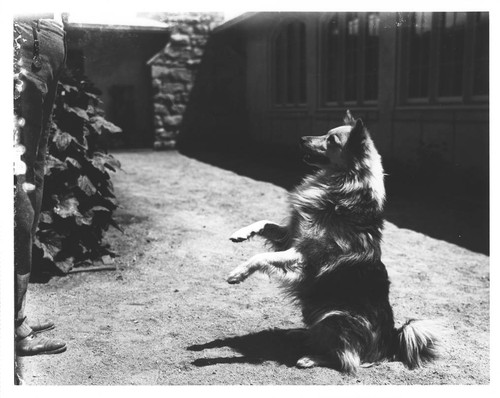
(187, 328), (308, 367)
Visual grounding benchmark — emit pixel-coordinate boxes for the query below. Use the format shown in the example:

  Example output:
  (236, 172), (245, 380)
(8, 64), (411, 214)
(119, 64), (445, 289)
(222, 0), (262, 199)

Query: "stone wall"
(148, 13), (224, 149)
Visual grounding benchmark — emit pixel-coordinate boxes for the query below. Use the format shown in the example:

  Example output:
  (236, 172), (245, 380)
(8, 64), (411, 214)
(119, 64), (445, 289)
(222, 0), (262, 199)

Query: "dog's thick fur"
(227, 111), (442, 373)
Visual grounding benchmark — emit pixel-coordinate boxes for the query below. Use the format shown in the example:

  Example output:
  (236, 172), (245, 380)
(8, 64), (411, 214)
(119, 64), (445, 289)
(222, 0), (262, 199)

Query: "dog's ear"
(343, 110), (356, 126)
(347, 118), (368, 152)
(353, 118), (364, 132)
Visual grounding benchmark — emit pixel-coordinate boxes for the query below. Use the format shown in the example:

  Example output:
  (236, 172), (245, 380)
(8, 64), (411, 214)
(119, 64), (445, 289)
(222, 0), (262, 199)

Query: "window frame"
(397, 11), (488, 106)
(470, 11), (489, 101)
(320, 12), (381, 108)
(271, 18), (308, 109)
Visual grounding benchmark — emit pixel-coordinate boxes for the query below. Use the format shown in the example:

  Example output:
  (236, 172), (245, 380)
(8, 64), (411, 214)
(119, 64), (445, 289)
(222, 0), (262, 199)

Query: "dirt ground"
(18, 149), (489, 386)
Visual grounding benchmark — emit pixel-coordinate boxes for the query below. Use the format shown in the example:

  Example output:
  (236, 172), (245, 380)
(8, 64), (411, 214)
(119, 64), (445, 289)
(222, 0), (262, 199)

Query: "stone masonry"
(148, 13), (224, 150)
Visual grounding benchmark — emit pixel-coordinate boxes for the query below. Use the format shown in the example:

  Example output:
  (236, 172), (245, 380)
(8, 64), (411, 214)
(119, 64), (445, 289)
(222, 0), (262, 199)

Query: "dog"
(227, 111), (443, 373)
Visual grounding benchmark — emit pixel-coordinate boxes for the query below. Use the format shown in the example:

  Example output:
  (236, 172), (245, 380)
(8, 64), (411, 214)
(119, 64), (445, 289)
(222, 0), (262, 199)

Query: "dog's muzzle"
(300, 137), (329, 166)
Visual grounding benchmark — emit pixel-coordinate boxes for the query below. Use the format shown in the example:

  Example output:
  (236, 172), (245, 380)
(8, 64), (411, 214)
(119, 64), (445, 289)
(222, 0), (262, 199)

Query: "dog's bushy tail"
(393, 319), (444, 369)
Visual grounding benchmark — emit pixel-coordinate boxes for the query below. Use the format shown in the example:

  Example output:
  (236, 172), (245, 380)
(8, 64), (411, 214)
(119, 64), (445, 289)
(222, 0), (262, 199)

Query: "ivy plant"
(34, 70), (123, 274)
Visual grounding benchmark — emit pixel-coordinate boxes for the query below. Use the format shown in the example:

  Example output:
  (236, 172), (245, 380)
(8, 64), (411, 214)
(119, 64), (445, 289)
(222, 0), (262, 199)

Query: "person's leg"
(14, 65), (42, 341)
(13, 93), (63, 355)
(14, 19), (66, 355)
(25, 20), (64, 335)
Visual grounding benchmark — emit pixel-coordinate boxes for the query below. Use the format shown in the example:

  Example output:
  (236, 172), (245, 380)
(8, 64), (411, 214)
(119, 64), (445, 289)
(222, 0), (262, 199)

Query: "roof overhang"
(65, 13), (170, 32)
(213, 12), (260, 33)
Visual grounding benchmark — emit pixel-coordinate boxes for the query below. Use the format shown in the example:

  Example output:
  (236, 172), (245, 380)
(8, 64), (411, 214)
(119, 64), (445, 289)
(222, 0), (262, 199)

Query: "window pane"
(408, 12), (432, 99)
(473, 12), (489, 96)
(274, 20), (307, 105)
(364, 12), (380, 100)
(325, 15), (340, 102)
(299, 22), (307, 103)
(438, 12), (466, 97)
(345, 12), (359, 101)
(286, 22), (296, 103)
(275, 30), (286, 104)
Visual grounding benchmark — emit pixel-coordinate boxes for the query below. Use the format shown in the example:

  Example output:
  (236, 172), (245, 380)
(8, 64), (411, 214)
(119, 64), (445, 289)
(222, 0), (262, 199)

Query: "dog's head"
(300, 111), (373, 171)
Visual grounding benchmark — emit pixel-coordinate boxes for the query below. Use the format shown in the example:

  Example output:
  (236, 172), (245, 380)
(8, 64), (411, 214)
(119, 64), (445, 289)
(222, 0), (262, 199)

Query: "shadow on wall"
(178, 22), (249, 153)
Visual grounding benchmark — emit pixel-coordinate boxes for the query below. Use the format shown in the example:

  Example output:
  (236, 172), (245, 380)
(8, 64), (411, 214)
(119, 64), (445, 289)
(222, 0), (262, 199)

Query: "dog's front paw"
(227, 267), (250, 284)
(229, 227), (254, 243)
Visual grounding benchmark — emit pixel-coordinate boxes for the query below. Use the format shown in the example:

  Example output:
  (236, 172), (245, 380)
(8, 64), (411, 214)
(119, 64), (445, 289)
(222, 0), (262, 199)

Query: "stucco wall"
(65, 28), (169, 148)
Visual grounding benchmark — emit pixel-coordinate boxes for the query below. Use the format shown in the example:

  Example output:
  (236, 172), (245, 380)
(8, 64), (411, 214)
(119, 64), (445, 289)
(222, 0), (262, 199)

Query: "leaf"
(54, 197), (82, 218)
(44, 155), (67, 175)
(90, 115), (122, 135)
(53, 130), (74, 151)
(66, 157), (82, 169)
(33, 239), (57, 261)
(75, 213), (93, 226)
(90, 206), (111, 212)
(55, 257), (74, 273)
(91, 153), (121, 175)
(81, 206), (112, 226)
(63, 103), (89, 121)
(74, 136), (89, 150)
(103, 196), (119, 208)
(91, 155), (107, 173)
(39, 212), (53, 224)
(61, 84), (78, 94)
(109, 217), (124, 233)
(104, 155), (122, 172)
(92, 152), (121, 172)
(78, 175), (97, 196)
(101, 255), (115, 265)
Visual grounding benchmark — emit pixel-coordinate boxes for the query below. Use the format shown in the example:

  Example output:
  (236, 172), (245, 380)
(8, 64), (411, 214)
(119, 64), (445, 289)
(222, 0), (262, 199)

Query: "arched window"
(344, 12), (360, 101)
(407, 12), (433, 99)
(364, 12), (380, 100)
(323, 12), (380, 105)
(273, 20), (307, 106)
(324, 14), (341, 103)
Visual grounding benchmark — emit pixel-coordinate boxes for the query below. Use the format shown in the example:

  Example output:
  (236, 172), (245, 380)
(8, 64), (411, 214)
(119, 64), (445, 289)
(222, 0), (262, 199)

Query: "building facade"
(64, 17), (170, 148)
(181, 12), (489, 182)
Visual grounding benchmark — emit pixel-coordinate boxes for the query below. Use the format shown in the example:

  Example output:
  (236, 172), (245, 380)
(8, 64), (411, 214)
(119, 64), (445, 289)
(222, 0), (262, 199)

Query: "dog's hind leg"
(296, 355), (335, 369)
(227, 248), (303, 284)
(296, 351), (361, 373)
(230, 220), (287, 243)
(301, 313), (367, 373)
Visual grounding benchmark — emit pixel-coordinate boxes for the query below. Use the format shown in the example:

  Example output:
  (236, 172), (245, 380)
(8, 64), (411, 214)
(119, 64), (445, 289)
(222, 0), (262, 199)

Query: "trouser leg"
(14, 81), (54, 338)
(13, 19), (67, 355)
(14, 55), (44, 338)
